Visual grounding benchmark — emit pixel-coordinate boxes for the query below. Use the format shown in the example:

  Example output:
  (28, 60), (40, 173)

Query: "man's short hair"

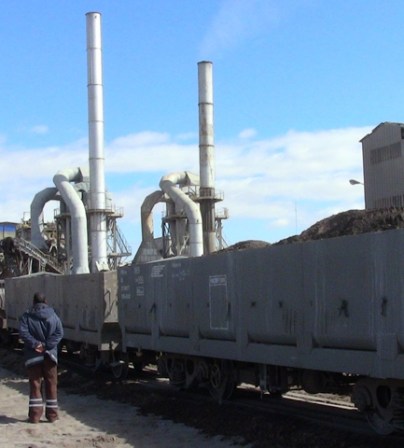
(33, 292), (46, 304)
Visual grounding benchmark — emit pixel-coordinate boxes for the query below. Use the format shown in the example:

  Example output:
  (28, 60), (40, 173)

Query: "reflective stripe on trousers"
(29, 397), (43, 408)
(46, 399), (58, 409)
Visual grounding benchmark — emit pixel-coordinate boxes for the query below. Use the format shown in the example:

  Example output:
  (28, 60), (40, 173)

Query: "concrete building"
(361, 122), (404, 209)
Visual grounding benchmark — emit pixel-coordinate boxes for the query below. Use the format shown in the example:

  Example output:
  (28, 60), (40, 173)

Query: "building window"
(370, 142), (402, 165)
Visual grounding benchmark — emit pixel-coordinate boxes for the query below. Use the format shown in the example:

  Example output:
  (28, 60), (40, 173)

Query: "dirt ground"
(3, 349), (404, 448)
(0, 363), (247, 448)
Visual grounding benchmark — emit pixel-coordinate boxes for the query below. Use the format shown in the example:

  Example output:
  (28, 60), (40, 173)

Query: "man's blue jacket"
(19, 303), (64, 367)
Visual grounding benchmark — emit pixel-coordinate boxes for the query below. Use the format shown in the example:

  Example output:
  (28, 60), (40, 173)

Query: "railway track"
(56, 357), (404, 447)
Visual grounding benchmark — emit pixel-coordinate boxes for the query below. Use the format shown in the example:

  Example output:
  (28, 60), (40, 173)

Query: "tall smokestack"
(198, 61), (216, 254)
(86, 12), (108, 271)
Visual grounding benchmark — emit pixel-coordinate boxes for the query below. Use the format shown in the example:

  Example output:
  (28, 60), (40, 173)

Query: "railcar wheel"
(166, 358), (186, 388)
(352, 380), (399, 435)
(208, 361), (236, 403)
(365, 384), (395, 435)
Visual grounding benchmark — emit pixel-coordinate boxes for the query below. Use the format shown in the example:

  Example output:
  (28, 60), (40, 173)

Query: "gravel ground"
(2, 349), (404, 448)
(0, 349), (248, 448)
(61, 377), (402, 448)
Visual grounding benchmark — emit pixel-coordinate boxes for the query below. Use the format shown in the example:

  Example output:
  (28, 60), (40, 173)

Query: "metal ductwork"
(30, 187), (59, 250)
(86, 12), (108, 272)
(159, 172), (203, 257)
(198, 61), (217, 254)
(53, 168), (89, 274)
(133, 190), (166, 264)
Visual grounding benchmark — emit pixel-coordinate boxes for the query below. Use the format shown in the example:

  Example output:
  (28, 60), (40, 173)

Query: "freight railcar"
(118, 227), (404, 435)
(4, 271), (121, 369)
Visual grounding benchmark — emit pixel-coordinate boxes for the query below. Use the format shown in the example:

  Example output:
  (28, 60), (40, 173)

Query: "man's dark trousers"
(27, 356), (58, 423)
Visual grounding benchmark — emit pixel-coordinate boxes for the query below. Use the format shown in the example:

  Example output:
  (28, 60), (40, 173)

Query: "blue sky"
(0, 0), (401, 256)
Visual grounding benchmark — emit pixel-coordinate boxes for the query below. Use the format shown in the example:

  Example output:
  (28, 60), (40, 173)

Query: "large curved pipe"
(140, 190), (166, 242)
(133, 190), (166, 264)
(159, 172), (203, 257)
(30, 187), (59, 250)
(53, 167), (89, 274)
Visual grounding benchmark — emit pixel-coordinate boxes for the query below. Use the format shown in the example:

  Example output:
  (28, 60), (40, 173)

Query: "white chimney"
(86, 12), (108, 271)
(198, 61), (216, 254)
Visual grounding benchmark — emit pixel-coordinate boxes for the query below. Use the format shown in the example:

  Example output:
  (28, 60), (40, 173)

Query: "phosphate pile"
(219, 240), (272, 252)
(277, 207), (404, 244)
(222, 208), (404, 252)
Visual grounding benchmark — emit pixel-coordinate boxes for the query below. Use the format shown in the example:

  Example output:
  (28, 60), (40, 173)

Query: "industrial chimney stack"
(86, 12), (108, 271)
(198, 61), (217, 254)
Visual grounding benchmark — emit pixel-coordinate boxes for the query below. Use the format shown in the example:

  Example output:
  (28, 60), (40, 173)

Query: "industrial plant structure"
(2, 12), (404, 437)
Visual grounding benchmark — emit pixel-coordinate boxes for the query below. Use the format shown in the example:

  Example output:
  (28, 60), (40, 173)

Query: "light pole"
(349, 179), (364, 186)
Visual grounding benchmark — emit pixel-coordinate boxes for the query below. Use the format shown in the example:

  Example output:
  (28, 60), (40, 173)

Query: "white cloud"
(214, 126), (369, 238)
(105, 132), (198, 173)
(238, 128), (257, 139)
(31, 125), (49, 135)
(176, 132), (198, 142)
(200, 0), (279, 57)
(0, 138), (88, 184)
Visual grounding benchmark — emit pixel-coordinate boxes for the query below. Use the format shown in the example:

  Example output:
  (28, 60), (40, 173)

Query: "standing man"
(19, 292), (63, 423)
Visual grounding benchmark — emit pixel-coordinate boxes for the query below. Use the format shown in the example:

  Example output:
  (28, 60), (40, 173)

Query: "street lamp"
(349, 179), (364, 186)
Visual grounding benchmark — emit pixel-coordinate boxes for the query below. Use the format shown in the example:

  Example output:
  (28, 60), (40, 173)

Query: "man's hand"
(34, 343), (45, 353)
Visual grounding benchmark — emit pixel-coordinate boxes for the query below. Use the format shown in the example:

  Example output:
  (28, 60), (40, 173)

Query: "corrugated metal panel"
(362, 123), (404, 208)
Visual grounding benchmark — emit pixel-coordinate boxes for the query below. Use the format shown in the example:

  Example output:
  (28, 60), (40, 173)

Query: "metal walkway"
(12, 238), (65, 274)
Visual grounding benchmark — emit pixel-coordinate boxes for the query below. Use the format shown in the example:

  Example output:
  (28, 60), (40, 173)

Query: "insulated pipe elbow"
(30, 187), (59, 250)
(133, 190), (167, 265)
(159, 172), (203, 257)
(53, 167), (89, 274)
(140, 190), (166, 242)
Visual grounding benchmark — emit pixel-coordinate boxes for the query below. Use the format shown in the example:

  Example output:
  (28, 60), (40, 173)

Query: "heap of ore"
(220, 208), (404, 252)
(277, 207), (404, 245)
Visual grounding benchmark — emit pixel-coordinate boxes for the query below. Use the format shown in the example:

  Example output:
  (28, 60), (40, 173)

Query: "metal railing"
(14, 238), (65, 274)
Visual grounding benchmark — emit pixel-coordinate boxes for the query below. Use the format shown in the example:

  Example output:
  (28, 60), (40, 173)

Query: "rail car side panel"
(193, 252), (236, 341)
(4, 274), (48, 330)
(120, 264), (155, 336)
(156, 260), (192, 338)
(239, 243), (304, 347)
(304, 233), (377, 351)
(5, 271), (119, 350)
(119, 228), (404, 379)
